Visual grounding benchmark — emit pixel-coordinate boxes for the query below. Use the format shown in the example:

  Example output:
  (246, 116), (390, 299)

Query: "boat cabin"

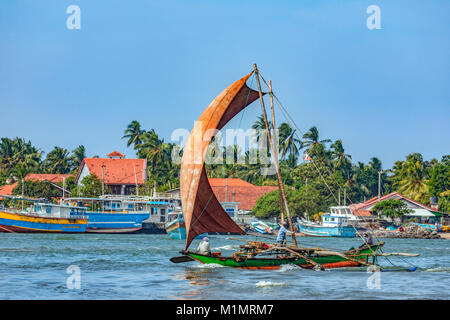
(61, 195), (172, 222)
(28, 203), (86, 219)
(321, 214), (350, 227)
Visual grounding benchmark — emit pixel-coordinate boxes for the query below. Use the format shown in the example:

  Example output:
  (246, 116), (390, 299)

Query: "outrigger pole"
(253, 64), (298, 247)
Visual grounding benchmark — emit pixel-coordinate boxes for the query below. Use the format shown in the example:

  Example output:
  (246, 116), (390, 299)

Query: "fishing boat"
(297, 207), (357, 237)
(166, 211), (186, 239)
(250, 219), (273, 234)
(170, 65), (418, 271)
(62, 195), (168, 233)
(0, 196), (88, 233)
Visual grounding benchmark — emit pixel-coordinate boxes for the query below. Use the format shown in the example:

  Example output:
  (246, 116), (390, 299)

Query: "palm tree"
(393, 153), (430, 203)
(71, 145), (86, 171)
(278, 123), (302, 160)
(43, 147), (72, 174)
(302, 126), (331, 161)
(252, 114), (272, 145)
(122, 120), (144, 148)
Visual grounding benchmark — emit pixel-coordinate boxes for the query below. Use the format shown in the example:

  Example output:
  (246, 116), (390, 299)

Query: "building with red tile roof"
(0, 173), (73, 198)
(209, 178), (278, 211)
(75, 152), (147, 195)
(349, 192), (442, 222)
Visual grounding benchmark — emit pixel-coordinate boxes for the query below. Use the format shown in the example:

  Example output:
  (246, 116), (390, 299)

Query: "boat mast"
(253, 64), (297, 247)
(268, 80), (284, 224)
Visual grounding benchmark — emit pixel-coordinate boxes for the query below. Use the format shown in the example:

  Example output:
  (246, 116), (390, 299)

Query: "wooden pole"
(268, 80), (285, 224)
(253, 64), (297, 247)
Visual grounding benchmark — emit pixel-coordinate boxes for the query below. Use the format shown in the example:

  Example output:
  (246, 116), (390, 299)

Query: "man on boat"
(277, 222), (292, 246)
(360, 231), (375, 248)
(196, 236), (211, 255)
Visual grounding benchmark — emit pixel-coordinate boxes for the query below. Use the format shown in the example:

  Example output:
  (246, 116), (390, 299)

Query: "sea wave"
(424, 266), (450, 272)
(190, 263), (225, 269)
(276, 264), (299, 272)
(212, 245), (239, 251)
(255, 281), (287, 287)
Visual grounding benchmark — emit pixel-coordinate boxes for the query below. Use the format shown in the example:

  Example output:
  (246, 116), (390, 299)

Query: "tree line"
(1, 118), (448, 216)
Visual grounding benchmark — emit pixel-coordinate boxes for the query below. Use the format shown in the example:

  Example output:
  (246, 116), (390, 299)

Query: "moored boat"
(62, 195), (168, 233)
(297, 213), (356, 238)
(0, 198), (88, 233)
(250, 219), (273, 234)
(166, 211), (186, 239)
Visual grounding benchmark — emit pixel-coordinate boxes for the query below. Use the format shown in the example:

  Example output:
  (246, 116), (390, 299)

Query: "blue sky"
(0, 0), (449, 169)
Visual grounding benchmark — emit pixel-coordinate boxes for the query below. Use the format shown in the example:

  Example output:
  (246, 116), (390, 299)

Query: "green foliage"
(12, 180), (61, 200)
(372, 199), (413, 218)
(73, 174), (106, 198)
(428, 159), (450, 197)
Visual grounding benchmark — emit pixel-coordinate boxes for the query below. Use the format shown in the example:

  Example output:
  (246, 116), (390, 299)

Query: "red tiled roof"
(76, 158), (147, 185)
(349, 203), (373, 217)
(0, 182), (18, 197)
(358, 192), (435, 211)
(107, 151), (125, 158)
(208, 178), (278, 211)
(25, 173), (73, 183)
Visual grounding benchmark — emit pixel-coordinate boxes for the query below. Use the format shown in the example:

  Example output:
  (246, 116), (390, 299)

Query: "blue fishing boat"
(297, 207), (357, 238)
(0, 197), (88, 233)
(166, 211), (186, 239)
(250, 219), (273, 234)
(62, 195), (170, 233)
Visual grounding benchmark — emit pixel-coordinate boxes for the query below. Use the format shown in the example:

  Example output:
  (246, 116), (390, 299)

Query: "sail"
(180, 71), (262, 249)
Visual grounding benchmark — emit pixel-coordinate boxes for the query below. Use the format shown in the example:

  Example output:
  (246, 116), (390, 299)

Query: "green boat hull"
(184, 243), (383, 270)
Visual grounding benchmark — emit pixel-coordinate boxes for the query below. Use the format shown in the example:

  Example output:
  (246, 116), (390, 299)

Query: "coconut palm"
(71, 145), (86, 171)
(43, 147), (72, 174)
(302, 126), (331, 161)
(278, 122), (302, 160)
(122, 120), (145, 148)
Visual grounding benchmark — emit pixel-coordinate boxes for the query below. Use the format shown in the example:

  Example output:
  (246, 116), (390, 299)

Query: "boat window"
(46, 206), (51, 214)
(330, 218), (335, 221)
(112, 203), (116, 209)
(128, 204), (133, 209)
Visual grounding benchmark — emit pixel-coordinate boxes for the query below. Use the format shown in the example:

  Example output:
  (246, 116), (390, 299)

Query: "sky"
(0, 0), (449, 169)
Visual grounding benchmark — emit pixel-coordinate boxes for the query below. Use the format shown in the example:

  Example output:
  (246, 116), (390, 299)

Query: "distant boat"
(166, 211), (186, 239)
(62, 195), (169, 234)
(250, 220), (273, 234)
(165, 211), (208, 239)
(297, 207), (357, 238)
(0, 198), (88, 233)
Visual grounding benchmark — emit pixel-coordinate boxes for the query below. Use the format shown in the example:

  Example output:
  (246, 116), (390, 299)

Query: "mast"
(269, 80), (284, 224)
(253, 64), (297, 247)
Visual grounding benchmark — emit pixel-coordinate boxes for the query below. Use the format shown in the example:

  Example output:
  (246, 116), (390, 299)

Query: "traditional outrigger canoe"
(182, 241), (384, 270)
(171, 65), (418, 271)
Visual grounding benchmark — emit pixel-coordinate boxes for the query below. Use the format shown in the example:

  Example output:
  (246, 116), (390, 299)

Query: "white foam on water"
(424, 266), (450, 272)
(276, 264), (299, 272)
(213, 245), (238, 251)
(191, 263), (225, 269)
(255, 281), (287, 288)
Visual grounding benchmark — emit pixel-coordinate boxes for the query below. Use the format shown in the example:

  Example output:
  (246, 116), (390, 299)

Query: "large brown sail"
(180, 71), (262, 250)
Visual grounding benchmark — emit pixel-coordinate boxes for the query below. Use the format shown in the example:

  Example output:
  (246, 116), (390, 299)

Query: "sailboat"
(171, 65), (417, 271)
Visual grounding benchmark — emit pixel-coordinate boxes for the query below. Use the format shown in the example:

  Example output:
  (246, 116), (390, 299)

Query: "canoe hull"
(184, 243), (382, 270)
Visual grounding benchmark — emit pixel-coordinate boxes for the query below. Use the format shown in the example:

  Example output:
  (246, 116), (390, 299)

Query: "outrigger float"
(171, 65), (419, 271)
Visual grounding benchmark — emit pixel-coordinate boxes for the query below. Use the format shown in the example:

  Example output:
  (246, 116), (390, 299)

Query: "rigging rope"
(256, 71), (381, 251)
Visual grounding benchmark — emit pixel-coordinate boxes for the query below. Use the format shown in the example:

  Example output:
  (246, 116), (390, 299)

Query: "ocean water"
(0, 233), (448, 300)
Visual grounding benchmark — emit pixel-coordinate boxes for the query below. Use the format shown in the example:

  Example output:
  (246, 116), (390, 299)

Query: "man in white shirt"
(196, 236), (211, 255)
